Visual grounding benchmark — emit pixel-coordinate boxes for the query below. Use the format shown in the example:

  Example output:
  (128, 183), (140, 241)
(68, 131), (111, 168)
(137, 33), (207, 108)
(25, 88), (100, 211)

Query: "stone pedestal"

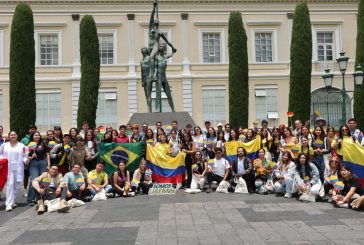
(128, 112), (195, 128)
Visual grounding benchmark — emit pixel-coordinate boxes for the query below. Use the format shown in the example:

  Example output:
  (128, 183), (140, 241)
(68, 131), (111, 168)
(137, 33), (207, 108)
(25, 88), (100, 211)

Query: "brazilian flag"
(99, 142), (143, 174)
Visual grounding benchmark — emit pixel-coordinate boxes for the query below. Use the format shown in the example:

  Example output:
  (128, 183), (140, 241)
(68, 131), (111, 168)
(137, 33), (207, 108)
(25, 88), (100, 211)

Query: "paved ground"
(1, 190), (364, 245)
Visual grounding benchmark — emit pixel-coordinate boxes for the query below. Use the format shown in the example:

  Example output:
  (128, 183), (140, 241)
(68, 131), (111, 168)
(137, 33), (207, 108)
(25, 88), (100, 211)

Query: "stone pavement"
(1, 191), (364, 245)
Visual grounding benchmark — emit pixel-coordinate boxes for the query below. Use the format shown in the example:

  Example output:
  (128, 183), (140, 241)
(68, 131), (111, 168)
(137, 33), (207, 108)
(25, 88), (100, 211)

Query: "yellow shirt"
(156, 143), (171, 156)
(88, 169), (108, 186)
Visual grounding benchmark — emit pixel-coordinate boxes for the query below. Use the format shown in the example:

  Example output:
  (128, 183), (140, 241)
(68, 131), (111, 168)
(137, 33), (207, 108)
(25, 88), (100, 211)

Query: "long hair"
(30, 131), (44, 145)
(313, 125), (325, 141)
(295, 153), (312, 179)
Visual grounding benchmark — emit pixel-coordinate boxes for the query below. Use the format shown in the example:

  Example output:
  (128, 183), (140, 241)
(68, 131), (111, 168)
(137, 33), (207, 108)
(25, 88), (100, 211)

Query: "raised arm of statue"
(160, 33), (177, 52)
(149, 0), (158, 31)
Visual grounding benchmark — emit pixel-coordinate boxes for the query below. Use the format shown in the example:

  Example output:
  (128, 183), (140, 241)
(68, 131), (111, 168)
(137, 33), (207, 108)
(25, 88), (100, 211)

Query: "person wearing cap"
(315, 117), (326, 129)
(216, 123), (224, 135)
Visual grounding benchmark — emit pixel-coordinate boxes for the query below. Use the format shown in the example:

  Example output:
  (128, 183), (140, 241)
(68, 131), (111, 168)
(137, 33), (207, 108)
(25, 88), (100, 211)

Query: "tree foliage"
(77, 15), (100, 129)
(228, 12), (249, 129)
(288, 3), (312, 125)
(10, 3), (35, 139)
(354, 0), (364, 129)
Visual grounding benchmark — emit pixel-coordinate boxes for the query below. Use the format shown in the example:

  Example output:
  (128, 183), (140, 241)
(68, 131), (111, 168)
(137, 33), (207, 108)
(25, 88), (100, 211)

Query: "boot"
(37, 200), (45, 215)
(57, 199), (70, 213)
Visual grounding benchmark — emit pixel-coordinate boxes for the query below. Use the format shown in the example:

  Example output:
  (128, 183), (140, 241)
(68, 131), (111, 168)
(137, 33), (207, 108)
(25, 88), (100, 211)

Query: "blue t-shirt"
(64, 172), (85, 190)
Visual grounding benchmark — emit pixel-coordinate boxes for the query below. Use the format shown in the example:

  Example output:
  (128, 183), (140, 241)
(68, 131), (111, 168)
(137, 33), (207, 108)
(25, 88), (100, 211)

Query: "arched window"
(311, 87), (351, 128)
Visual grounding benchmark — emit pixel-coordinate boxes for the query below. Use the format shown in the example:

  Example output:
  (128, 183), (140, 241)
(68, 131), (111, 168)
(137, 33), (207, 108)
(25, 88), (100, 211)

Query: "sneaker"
(206, 188), (213, 193)
(28, 202), (34, 207)
(328, 197), (333, 203)
(284, 192), (293, 198)
(338, 203), (349, 208)
(175, 183), (182, 191)
(129, 192), (135, 197)
(115, 193), (121, 198)
(12, 203), (17, 209)
(5, 206), (12, 212)
(106, 193), (114, 198)
(23, 189), (28, 197)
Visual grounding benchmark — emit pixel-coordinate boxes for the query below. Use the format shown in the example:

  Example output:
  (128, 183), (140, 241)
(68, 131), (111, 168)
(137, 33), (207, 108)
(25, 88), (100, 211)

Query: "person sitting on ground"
(186, 151), (208, 193)
(332, 166), (363, 208)
(87, 163), (112, 198)
(111, 161), (134, 197)
(64, 163), (90, 202)
(293, 153), (322, 202)
(273, 150), (296, 198)
(132, 158), (153, 195)
(32, 165), (70, 214)
(230, 147), (255, 193)
(253, 148), (273, 194)
(323, 156), (341, 201)
(206, 147), (230, 193)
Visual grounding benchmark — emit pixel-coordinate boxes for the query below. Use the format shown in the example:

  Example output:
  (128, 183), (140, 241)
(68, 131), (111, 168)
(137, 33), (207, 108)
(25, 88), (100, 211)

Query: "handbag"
(92, 189), (107, 201)
(216, 180), (229, 193)
(234, 177), (248, 194)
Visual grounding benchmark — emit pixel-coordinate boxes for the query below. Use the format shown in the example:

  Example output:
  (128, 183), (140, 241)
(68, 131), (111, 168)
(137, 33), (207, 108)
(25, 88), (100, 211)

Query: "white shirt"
(237, 158), (245, 175)
(213, 157), (230, 177)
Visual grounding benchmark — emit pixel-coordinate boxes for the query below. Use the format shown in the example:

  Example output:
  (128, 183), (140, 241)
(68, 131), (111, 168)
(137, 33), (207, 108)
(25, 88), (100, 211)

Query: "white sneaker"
(23, 189), (28, 197)
(175, 183), (182, 190)
(338, 203), (349, 208)
(12, 203), (17, 209)
(5, 206), (12, 212)
(284, 192), (292, 198)
(129, 192), (135, 197)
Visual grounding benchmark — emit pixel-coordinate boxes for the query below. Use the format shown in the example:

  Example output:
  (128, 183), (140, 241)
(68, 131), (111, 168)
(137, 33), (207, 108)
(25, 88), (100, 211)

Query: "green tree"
(288, 3), (312, 125)
(77, 15), (100, 129)
(10, 3), (35, 139)
(228, 12), (249, 129)
(355, 0), (364, 129)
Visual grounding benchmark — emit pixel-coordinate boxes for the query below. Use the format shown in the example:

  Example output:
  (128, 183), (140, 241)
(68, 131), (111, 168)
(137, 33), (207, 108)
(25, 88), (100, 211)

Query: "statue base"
(128, 112), (195, 128)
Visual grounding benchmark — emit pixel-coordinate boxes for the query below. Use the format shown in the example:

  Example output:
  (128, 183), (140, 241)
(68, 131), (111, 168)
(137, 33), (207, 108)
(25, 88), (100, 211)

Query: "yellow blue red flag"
(342, 139), (364, 186)
(146, 144), (186, 184)
(225, 135), (261, 163)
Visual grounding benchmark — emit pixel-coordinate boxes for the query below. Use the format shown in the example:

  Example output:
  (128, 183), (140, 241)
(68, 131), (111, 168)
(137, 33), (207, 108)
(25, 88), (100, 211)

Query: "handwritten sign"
(148, 183), (176, 195)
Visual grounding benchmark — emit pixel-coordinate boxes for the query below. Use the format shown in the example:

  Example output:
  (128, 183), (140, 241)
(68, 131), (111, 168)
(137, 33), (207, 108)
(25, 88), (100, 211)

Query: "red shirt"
(114, 135), (129, 143)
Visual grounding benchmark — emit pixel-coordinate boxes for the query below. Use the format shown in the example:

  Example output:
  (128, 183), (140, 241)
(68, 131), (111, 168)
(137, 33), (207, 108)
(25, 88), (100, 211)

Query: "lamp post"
(322, 50), (364, 126)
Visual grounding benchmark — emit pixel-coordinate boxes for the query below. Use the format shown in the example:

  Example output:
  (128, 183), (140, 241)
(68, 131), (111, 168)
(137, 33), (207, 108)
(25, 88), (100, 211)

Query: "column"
(127, 14), (138, 118)
(71, 14), (81, 127)
(181, 12), (190, 76)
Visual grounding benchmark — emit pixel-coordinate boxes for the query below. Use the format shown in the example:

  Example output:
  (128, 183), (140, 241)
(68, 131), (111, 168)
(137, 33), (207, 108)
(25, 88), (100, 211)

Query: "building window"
(0, 30), (3, 66)
(36, 91), (61, 132)
(317, 32), (333, 61)
(202, 33), (221, 63)
(39, 34), (59, 65)
(202, 87), (226, 125)
(255, 86), (278, 121)
(96, 91), (117, 128)
(255, 32), (273, 62)
(151, 87), (173, 112)
(98, 33), (114, 64)
(0, 93), (3, 124)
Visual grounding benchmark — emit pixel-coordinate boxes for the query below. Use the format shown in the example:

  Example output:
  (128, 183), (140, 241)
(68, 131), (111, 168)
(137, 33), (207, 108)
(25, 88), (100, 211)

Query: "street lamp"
(322, 50), (364, 126)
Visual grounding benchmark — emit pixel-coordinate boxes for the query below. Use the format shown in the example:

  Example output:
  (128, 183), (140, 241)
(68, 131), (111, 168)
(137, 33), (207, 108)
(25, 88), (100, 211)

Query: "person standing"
(0, 131), (27, 211)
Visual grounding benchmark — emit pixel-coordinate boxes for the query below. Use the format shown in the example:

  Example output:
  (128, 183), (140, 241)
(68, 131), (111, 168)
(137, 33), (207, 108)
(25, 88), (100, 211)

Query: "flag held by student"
(146, 144), (186, 184)
(99, 142), (143, 175)
(341, 140), (364, 186)
(225, 135), (261, 163)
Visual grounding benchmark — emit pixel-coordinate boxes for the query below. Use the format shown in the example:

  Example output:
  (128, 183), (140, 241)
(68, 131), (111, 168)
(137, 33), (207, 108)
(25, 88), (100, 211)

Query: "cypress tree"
(9, 3), (35, 139)
(288, 3), (312, 125)
(228, 12), (249, 129)
(77, 15), (100, 129)
(354, 0), (364, 129)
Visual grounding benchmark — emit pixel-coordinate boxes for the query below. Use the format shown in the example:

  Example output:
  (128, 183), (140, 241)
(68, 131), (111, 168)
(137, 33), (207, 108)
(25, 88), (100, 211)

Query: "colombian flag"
(41, 178), (51, 187)
(341, 140), (364, 186)
(146, 144), (186, 184)
(225, 135), (261, 164)
(99, 142), (143, 175)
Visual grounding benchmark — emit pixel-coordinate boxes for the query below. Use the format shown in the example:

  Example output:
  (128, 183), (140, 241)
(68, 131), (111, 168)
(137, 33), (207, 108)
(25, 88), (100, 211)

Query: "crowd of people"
(0, 117), (363, 214)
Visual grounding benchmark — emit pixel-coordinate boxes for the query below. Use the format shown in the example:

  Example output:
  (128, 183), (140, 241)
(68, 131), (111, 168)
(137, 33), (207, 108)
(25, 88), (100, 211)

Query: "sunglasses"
(195, 153), (201, 155)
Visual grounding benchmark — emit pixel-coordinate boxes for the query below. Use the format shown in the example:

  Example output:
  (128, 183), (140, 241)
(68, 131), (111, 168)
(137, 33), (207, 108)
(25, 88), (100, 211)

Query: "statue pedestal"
(128, 112), (195, 128)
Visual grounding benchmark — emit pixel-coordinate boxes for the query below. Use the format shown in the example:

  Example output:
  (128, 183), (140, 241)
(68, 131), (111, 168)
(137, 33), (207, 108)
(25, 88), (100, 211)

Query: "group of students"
(0, 117), (364, 214)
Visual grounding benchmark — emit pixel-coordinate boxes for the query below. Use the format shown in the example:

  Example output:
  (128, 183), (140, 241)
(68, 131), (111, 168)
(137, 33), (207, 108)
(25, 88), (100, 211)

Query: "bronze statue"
(141, 0), (176, 112)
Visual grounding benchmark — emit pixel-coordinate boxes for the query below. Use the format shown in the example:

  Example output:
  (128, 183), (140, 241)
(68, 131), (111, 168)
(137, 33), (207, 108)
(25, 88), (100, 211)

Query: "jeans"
(27, 159), (48, 204)
(89, 185), (112, 196)
(274, 177), (293, 194)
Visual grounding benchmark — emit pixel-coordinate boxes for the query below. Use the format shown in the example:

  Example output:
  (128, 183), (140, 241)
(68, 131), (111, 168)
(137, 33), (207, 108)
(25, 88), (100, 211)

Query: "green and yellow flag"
(99, 142), (143, 174)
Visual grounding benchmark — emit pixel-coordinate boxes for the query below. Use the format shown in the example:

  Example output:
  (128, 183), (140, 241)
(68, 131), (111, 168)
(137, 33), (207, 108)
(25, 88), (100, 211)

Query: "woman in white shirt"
(0, 131), (28, 211)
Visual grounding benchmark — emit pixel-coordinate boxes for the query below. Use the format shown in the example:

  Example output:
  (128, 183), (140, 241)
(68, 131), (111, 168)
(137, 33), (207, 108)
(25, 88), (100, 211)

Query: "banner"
(99, 142), (143, 175)
(225, 135), (261, 163)
(146, 144), (186, 184)
(342, 140), (364, 186)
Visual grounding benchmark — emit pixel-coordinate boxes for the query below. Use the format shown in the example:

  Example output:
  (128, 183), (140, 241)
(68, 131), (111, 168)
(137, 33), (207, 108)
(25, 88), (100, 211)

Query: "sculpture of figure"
(155, 44), (176, 112)
(149, 0), (176, 81)
(140, 47), (152, 112)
